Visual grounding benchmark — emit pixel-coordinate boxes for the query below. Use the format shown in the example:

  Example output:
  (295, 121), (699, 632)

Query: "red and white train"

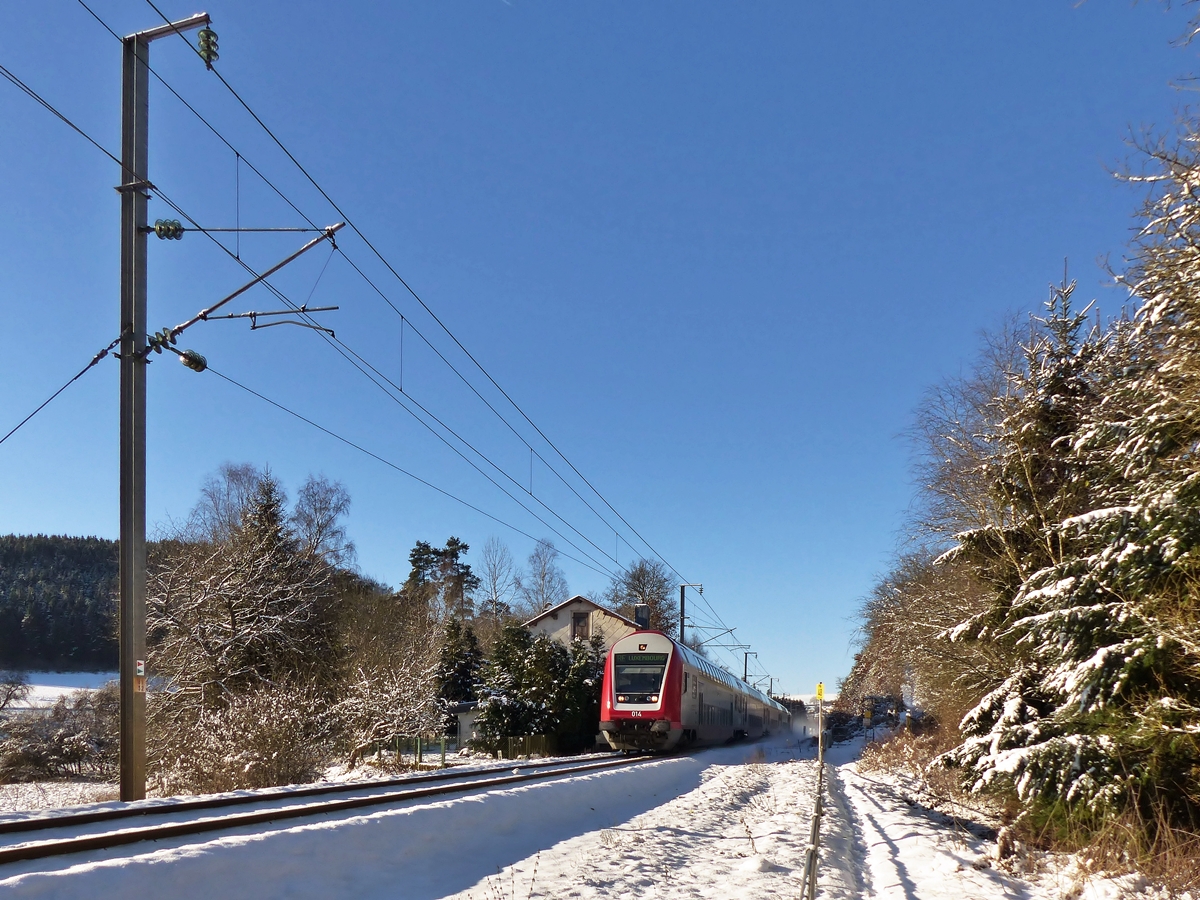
(599, 630), (790, 751)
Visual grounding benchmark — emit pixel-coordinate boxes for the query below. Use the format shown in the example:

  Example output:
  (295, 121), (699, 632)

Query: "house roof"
(521, 594), (639, 629)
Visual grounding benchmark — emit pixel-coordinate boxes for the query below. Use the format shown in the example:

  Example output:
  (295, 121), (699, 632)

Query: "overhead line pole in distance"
(118, 12), (210, 802)
(679, 584), (702, 645)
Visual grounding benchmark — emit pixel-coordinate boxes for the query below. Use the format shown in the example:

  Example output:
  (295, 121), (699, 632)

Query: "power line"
(12, 14), (749, 674)
(137, 0), (695, 585)
(0, 63), (127, 176)
(76, 0), (625, 574)
(0, 335), (122, 448)
(0, 54), (620, 581)
(131, 176), (621, 575)
(204, 365), (616, 577)
(145, 188), (620, 577)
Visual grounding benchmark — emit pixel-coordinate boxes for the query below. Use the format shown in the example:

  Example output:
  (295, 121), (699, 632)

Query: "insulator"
(180, 349), (207, 373)
(197, 27), (219, 68)
(153, 219), (184, 240)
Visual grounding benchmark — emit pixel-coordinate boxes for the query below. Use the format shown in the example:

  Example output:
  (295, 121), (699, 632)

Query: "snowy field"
(12, 671), (116, 709)
(0, 735), (1175, 899)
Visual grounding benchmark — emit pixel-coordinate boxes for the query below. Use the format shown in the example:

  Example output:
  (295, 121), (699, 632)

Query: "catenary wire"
(76, 0), (627, 577)
(138, 0), (699, 587)
(204, 366), (615, 577)
(0, 335), (122, 448)
(141, 189), (621, 579)
(0, 60), (619, 580)
(100, 1), (734, 642)
(17, 16), (749, 674)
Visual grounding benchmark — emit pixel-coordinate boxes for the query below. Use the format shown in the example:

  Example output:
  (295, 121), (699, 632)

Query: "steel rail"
(0, 753), (632, 837)
(0, 754), (655, 866)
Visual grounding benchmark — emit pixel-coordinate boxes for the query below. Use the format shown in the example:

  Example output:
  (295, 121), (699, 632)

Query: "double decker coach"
(599, 630), (789, 751)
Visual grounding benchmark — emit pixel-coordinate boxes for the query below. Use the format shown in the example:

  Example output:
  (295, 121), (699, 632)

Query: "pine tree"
(436, 618), (483, 705)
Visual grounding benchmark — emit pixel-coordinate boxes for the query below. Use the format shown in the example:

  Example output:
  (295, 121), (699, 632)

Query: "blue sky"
(0, 2), (1193, 694)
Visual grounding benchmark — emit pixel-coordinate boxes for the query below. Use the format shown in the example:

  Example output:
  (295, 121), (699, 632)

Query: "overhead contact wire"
(139, 0), (687, 580)
(205, 366), (614, 577)
(0, 60), (616, 580)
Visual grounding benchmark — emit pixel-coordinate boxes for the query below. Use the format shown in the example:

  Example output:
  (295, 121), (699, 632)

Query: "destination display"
(615, 653), (668, 666)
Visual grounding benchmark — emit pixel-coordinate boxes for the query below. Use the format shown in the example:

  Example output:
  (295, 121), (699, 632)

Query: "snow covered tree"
(0, 671), (29, 714)
(147, 471), (343, 789)
(436, 617), (483, 713)
(336, 575), (444, 768)
(936, 273), (1200, 832)
(0, 683), (118, 781)
(149, 475), (340, 705)
(474, 624), (603, 752)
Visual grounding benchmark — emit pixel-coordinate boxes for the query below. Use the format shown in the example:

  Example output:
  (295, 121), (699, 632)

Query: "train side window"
(683, 672), (688, 694)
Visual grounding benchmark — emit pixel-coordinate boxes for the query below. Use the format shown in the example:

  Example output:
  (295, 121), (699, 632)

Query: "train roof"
(616, 630), (788, 714)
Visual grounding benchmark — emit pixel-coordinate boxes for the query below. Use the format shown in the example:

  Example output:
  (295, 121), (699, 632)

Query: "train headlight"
(650, 695), (659, 703)
(617, 695), (627, 703)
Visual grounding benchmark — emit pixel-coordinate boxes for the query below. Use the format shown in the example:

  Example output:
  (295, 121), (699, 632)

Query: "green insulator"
(178, 348), (205, 369)
(180, 349), (207, 373)
(153, 219), (184, 240)
(197, 27), (218, 68)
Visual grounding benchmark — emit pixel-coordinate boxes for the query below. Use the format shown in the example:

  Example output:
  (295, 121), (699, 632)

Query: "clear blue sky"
(0, 2), (1192, 694)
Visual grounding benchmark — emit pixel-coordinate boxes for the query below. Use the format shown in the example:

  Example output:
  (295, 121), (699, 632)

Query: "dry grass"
(1037, 803), (1200, 898)
(858, 726), (977, 808)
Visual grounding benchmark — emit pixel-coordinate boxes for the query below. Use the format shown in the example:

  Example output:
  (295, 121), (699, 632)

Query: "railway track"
(0, 753), (655, 867)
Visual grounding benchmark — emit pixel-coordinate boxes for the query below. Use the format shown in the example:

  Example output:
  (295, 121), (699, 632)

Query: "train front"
(599, 631), (682, 751)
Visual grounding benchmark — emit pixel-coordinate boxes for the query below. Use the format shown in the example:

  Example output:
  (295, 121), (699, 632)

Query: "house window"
(571, 612), (590, 640)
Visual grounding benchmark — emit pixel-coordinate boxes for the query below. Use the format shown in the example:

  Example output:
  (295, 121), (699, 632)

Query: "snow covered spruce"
(842, 117), (1200, 886)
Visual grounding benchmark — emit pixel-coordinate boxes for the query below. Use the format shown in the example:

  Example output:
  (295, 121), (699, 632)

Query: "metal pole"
(678, 583), (702, 645)
(118, 31), (150, 802)
(117, 12), (210, 803)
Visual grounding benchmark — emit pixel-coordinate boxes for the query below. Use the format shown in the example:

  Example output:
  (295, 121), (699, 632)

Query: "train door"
(681, 669), (697, 734)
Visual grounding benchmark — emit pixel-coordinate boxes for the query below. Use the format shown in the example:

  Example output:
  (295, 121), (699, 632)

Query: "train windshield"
(614, 652), (669, 693)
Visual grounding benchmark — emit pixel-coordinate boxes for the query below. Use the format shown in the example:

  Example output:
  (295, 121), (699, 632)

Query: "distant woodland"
(0, 534), (118, 670)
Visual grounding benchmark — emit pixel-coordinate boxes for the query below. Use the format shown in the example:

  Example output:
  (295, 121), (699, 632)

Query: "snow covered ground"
(0, 734), (1175, 899)
(13, 671), (116, 709)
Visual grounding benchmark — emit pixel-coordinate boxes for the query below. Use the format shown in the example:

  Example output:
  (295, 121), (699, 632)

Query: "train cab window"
(571, 612), (590, 640)
(614, 652), (669, 702)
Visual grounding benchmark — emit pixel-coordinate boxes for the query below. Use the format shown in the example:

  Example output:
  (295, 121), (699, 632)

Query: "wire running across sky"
(6, 4), (762, 682)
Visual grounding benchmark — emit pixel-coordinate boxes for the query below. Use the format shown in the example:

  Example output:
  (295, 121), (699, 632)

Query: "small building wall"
(525, 596), (636, 653)
(456, 706), (481, 743)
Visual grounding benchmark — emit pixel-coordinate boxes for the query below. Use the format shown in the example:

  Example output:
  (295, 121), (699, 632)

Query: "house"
(523, 595), (638, 652)
(448, 700), (480, 744)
